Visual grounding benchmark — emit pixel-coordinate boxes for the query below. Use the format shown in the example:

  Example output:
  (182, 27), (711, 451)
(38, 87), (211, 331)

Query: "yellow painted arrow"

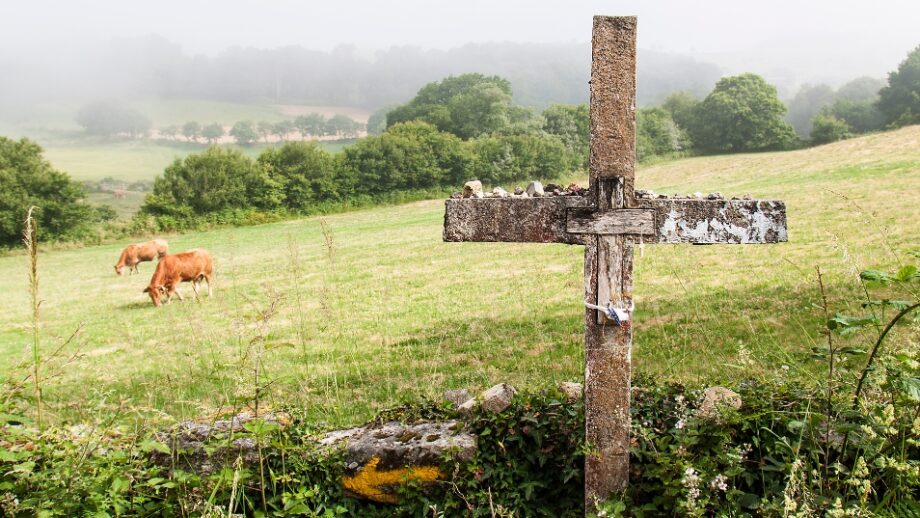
(342, 456), (441, 504)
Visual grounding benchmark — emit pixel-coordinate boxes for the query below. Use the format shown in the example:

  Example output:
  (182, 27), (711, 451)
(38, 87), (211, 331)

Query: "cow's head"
(115, 264), (125, 276)
(143, 285), (167, 307)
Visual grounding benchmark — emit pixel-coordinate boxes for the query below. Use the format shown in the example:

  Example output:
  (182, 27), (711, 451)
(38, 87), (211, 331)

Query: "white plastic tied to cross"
(584, 299), (634, 327)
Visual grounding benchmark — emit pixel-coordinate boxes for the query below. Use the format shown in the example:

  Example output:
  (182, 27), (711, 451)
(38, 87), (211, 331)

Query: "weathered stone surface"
(697, 387), (742, 419)
(152, 412), (290, 474)
(492, 186), (509, 198)
(480, 383), (516, 413)
(443, 389), (472, 407)
(590, 15), (636, 190)
(558, 382), (584, 402)
(526, 181), (545, 197)
(462, 180), (482, 198)
(513, 186), (524, 195)
(321, 420), (476, 504)
(636, 199), (788, 244)
(443, 197), (589, 244)
(457, 399), (477, 415)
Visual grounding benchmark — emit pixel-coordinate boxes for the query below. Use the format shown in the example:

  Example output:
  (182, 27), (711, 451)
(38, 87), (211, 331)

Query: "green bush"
(259, 141), (340, 209)
(141, 147), (282, 227)
(470, 132), (568, 185)
(810, 114), (852, 145)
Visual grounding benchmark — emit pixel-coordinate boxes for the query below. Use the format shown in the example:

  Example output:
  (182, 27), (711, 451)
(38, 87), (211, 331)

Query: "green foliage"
(75, 101), (152, 138)
(470, 132), (568, 185)
(637, 107), (689, 161)
(201, 122), (224, 144)
(877, 45), (920, 127)
(836, 76), (886, 103)
(340, 121), (471, 195)
(258, 141), (339, 209)
(810, 114), (852, 144)
(181, 121), (201, 143)
(229, 120), (259, 145)
(366, 107), (389, 135)
(690, 73), (798, 153)
(0, 137), (93, 246)
(142, 147), (281, 225)
(821, 99), (885, 134)
(386, 73), (516, 139)
(325, 114), (361, 138)
(786, 83), (836, 138)
(542, 103), (589, 170)
(294, 113), (327, 137)
(661, 91), (700, 133)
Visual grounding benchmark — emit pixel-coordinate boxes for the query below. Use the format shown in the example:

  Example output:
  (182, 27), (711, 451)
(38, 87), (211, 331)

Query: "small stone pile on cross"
(443, 16), (788, 512)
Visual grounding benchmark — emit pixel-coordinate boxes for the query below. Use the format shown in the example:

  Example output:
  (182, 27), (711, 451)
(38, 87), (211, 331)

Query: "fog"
(1, 0), (918, 116)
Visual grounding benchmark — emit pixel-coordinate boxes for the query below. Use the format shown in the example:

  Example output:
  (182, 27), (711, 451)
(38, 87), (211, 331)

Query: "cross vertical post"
(584, 16), (637, 508)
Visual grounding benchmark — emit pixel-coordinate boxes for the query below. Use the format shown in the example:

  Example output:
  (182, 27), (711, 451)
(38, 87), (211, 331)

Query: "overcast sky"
(2, 0), (918, 83)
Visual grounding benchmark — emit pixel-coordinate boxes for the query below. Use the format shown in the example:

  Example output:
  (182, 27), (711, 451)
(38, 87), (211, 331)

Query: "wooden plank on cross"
(442, 14), (788, 515)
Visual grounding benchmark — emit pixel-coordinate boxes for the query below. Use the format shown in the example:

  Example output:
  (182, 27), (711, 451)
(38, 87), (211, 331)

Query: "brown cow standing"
(143, 249), (214, 307)
(115, 239), (169, 276)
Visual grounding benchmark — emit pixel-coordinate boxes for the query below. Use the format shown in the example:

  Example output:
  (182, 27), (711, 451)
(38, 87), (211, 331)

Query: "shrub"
(258, 141), (339, 209)
(810, 114), (852, 144)
(470, 132), (568, 185)
(141, 147), (281, 227)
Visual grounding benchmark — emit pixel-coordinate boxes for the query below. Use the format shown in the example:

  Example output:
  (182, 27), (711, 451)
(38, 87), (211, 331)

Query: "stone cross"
(443, 16), (787, 511)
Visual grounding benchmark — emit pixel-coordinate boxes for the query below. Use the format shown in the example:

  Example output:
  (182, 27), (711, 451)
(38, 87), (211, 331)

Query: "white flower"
(711, 474), (729, 492)
(676, 419), (685, 430)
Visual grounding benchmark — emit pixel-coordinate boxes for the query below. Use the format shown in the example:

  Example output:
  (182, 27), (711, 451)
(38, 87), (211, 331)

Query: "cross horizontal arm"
(443, 197), (590, 244)
(640, 198), (787, 244)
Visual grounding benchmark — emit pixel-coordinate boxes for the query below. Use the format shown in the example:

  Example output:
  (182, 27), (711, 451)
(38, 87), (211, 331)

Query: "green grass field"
(1, 126), (918, 429)
(43, 138), (356, 184)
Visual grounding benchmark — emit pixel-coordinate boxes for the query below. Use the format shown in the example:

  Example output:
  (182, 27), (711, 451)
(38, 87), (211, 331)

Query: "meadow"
(1, 99), (366, 189)
(0, 126), (918, 429)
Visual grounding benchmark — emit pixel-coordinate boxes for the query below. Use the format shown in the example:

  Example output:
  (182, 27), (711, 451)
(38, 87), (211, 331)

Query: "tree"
(257, 121), (274, 143)
(542, 104), (589, 170)
(0, 137), (92, 246)
(810, 114), (851, 145)
(339, 121), (471, 195)
(160, 125), (179, 140)
(142, 147), (281, 218)
(877, 45), (920, 127)
(75, 101), (151, 138)
(201, 123), (225, 144)
(182, 121), (201, 143)
(661, 91), (700, 132)
(785, 84), (835, 138)
(258, 142), (337, 209)
(230, 121), (259, 145)
(366, 107), (391, 135)
(836, 76), (885, 102)
(272, 120), (296, 142)
(386, 73), (515, 139)
(637, 107), (688, 161)
(294, 113), (326, 137)
(325, 114), (360, 138)
(690, 73), (797, 153)
(820, 99), (884, 134)
(470, 132), (567, 185)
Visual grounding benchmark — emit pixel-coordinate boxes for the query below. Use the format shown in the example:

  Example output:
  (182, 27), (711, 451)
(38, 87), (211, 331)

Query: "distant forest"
(0, 36), (720, 111)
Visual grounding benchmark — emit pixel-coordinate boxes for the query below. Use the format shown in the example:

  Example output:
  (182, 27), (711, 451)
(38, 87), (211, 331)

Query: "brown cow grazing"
(115, 239), (169, 276)
(143, 249), (214, 307)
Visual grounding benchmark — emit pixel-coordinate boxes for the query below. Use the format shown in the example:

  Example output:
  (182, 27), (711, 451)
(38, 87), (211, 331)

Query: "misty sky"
(2, 0), (918, 85)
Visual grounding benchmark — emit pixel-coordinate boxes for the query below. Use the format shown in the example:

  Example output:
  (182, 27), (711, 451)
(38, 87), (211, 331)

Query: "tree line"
(75, 105), (364, 144)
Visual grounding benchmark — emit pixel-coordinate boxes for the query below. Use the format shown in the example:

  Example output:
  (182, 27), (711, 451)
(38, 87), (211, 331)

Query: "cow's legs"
(192, 279), (201, 299)
(205, 274), (213, 297)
